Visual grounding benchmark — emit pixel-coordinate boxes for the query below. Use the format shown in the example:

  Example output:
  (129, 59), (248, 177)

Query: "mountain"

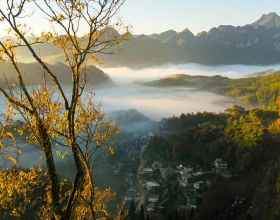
(141, 74), (229, 92)
(11, 12), (280, 68)
(251, 12), (280, 28)
(0, 62), (113, 88)
(98, 12), (280, 67)
(150, 30), (178, 43)
(142, 71), (280, 107)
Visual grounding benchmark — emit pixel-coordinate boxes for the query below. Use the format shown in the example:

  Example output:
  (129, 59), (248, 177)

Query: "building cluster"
(113, 133), (230, 219)
(147, 159), (229, 217)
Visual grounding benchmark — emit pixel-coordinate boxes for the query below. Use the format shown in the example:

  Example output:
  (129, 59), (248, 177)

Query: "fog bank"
(101, 63), (280, 84)
(94, 85), (235, 120)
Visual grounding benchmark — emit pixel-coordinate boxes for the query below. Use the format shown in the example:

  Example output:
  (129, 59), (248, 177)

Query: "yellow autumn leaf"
(2, 132), (14, 139)
(7, 156), (17, 164)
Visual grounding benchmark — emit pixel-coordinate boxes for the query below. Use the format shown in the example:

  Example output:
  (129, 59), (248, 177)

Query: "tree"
(225, 106), (265, 148)
(269, 97), (280, 132)
(143, 135), (173, 165)
(0, 0), (128, 219)
(0, 168), (46, 218)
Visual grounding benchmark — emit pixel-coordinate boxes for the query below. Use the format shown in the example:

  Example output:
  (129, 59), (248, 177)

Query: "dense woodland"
(227, 71), (280, 108)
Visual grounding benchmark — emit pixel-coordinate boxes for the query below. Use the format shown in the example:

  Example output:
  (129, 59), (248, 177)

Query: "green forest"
(227, 72), (280, 108)
(142, 101), (280, 219)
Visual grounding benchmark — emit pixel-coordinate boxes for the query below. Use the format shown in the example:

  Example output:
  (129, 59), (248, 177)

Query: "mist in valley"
(93, 63), (280, 120)
(94, 85), (235, 120)
(2, 63), (280, 121)
(101, 63), (280, 83)
(0, 63), (278, 203)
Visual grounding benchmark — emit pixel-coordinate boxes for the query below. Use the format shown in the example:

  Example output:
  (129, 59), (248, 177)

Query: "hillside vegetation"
(228, 71), (280, 108)
(143, 71), (280, 108)
(143, 103), (280, 219)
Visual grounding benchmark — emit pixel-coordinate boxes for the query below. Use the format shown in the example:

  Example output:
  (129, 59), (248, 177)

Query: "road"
(136, 145), (147, 211)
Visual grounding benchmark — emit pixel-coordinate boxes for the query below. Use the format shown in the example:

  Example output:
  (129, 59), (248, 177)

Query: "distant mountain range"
(12, 12), (280, 68)
(98, 12), (280, 68)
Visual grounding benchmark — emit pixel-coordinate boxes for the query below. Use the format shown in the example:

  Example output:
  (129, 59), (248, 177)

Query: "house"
(148, 193), (160, 203)
(214, 158), (228, 173)
(145, 181), (160, 190)
(124, 188), (137, 202)
(176, 164), (193, 186)
(142, 167), (154, 181)
(143, 168), (153, 174)
(193, 181), (204, 190)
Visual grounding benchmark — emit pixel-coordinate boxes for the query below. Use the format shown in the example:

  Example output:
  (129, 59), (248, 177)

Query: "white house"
(214, 158), (228, 173)
(193, 181), (204, 190)
(145, 181), (160, 190)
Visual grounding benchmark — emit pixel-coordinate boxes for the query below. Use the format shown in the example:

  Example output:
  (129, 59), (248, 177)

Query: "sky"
(0, 0), (280, 36)
(120, 0), (280, 35)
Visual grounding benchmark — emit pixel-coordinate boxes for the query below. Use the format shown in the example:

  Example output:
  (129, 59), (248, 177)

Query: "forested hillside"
(143, 71), (280, 108)
(141, 102), (280, 219)
(227, 71), (280, 108)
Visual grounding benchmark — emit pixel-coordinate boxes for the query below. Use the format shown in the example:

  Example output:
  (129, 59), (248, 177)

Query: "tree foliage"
(225, 107), (265, 148)
(0, 0), (128, 219)
(227, 72), (280, 108)
(0, 168), (46, 219)
(268, 97), (280, 132)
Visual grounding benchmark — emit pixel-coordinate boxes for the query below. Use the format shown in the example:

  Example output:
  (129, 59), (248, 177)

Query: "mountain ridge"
(251, 12), (280, 28)
(98, 12), (280, 67)
(0, 62), (113, 88)
(12, 12), (280, 68)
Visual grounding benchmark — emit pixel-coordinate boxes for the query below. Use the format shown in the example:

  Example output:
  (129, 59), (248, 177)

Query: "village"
(110, 133), (231, 219)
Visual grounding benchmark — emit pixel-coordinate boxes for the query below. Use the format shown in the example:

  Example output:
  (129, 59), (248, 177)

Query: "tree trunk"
(40, 125), (64, 220)
(65, 143), (87, 219)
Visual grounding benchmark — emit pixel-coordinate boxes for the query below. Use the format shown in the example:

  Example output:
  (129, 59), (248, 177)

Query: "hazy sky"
(120, 0), (280, 35)
(0, 0), (280, 36)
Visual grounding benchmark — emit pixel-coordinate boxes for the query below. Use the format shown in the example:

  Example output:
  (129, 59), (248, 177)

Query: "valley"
(0, 2), (280, 219)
